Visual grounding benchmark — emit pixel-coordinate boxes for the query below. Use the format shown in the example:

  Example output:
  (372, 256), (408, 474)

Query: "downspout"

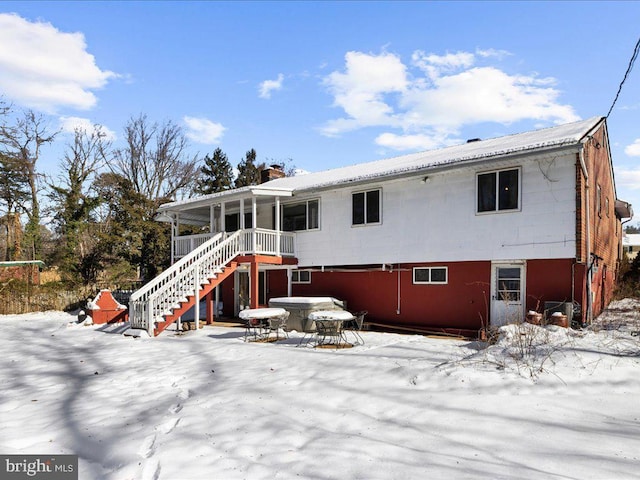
(579, 149), (592, 324)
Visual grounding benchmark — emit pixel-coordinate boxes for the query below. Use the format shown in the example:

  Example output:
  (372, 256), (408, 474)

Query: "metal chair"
(244, 317), (269, 342)
(315, 319), (343, 347)
(267, 311), (290, 341)
(343, 310), (367, 345)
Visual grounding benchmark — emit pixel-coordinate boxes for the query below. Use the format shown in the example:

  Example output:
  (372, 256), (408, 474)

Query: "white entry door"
(490, 263), (525, 327)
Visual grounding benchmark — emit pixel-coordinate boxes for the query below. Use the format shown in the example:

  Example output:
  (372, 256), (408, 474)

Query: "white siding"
(294, 152), (577, 266)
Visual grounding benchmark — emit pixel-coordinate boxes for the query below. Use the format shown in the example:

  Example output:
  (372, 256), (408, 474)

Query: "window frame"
(291, 269), (312, 284)
(476, 167), (521, 214)
(352, 188), (382, 226)
(281, 199), (320, 232)
(412, 267), (448, 285)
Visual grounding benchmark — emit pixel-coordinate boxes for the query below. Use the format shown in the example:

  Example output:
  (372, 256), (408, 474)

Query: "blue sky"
(1, 1), (640, 221)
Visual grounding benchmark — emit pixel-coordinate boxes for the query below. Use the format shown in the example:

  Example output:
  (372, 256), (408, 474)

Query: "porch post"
(209, 205), (215, 234)
(170, 214), (176, 264)
(205, 289), (214, 325)
(250, 260), (259, 309)
(240, 198), (245, 229)
(252, 197), (257, 254)
(287, 268), (293, 296)
(220, 203), (226, 232)
(275, 196), (281, 256)
(194, 266), (200, 329)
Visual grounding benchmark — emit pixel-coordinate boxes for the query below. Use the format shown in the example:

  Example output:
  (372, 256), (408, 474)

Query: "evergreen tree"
(196, 147), (234, 194)
(48, 126), (109, 285)
(0, 110), (56, 260)
(235, 148), (263, 187)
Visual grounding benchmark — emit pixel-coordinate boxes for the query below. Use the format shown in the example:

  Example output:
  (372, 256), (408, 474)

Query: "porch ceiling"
(156, 186), (293, 225)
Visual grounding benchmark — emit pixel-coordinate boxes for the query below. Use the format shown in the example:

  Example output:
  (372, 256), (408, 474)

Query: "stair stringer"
(154, 262), (237, 335)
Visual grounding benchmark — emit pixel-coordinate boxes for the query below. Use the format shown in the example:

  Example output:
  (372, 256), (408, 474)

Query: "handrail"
(129, 228), (296, 335)
(130, 231), (225, 303)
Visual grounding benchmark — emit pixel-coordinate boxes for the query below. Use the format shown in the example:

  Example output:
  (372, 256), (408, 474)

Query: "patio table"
(239, 308), (289, 342)
(308, 310), (355, 348)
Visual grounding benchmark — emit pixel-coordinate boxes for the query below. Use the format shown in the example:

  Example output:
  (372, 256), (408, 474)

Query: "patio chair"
(343, 310), (367, 345)
(244, 317), (269, 342)
(267, 311), (290, 341)
(315, 319), (342, 347)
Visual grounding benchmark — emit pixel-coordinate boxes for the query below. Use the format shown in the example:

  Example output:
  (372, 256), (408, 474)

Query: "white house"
(127, 116), (632, 337)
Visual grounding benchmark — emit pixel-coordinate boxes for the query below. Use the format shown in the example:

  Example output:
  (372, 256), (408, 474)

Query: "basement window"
(291, 270), (311, 284)
(413, 267), (448, 285)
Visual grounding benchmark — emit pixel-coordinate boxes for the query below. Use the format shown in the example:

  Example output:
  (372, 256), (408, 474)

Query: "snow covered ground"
(1, 300), (640, 480)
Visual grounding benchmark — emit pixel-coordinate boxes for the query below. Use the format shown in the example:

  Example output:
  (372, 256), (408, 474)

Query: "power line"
(606, 35), (640, 118)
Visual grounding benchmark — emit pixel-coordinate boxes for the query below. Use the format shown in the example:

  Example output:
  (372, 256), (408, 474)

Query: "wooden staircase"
(128, 230), (244, 336)
(154, 261), (237, 335)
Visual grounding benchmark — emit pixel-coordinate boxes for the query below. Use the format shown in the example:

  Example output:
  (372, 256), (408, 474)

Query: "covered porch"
(155, 185), (299, 313)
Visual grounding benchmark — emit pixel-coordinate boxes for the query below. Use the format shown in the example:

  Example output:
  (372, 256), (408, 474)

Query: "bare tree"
(0, 109), (57, 259)
(111, 114), (199, 203)
(48, 126), (111, 283)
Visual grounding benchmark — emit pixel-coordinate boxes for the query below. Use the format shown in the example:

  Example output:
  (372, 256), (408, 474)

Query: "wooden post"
(250, 259), (259, 309)
(206, 289), (215, 325)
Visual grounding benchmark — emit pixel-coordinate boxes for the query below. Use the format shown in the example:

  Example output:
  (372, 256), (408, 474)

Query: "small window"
(352, 189), (381, 225)
(413, 267), (448, 285)
(282, 199), (319, 231)
(292, 270), (311, 284)
(477, 168), (520, 213)
(596, 185), (602, 217)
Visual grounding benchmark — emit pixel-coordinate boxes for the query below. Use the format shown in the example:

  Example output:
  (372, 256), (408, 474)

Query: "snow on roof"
(623, 234), (640, 246)
(161, 117), (603, 211)
(267, 116), (603, 193)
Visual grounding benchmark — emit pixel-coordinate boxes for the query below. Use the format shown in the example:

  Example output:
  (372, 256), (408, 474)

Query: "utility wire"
(606, 35), (640, 118)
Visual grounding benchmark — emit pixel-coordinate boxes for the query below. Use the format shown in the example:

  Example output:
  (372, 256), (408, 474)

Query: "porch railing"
(174, 229), (295, 259)
(175, 233), (217, 258)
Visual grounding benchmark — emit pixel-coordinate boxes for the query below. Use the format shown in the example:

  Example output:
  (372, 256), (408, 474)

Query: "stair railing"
(129, 230), (243, 334)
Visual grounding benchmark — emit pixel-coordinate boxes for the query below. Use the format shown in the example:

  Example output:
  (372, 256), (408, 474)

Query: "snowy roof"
(160, 117), (603, 211)
(264, 116), (604, 193)
(623, 234), (640, 246)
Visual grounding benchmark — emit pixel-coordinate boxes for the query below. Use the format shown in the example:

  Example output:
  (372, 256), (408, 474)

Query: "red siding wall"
(265, 258), (584, 336)
(525, 259), (577, 312)
(269, 262), (491, 335)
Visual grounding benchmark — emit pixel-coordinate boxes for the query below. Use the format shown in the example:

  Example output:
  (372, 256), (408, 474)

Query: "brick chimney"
(261, 164), (286, 183)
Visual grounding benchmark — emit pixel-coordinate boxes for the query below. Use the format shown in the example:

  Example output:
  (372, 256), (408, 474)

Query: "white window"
(352, 189), (381, 225)
(292, 270), (311, 284)
(477, 168), (520, 213)
(413, 267), (448, 285)
(282, 199), (319, 231)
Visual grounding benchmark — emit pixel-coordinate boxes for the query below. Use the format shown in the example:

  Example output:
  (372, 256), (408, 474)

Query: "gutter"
(578, 148), (592, 325)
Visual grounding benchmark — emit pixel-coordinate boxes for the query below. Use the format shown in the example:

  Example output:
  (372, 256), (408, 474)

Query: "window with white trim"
(291, 270), (311, 284)
(282, 199), (319, 231)
(352, 189), (381, 225)
(477, 168), (520, 213)
(413, 267), (448, 284)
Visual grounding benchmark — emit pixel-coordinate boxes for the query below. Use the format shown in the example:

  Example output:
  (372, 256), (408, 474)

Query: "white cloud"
(59, 116), (116, 141)
(321, 49), (579, 150)
(624, 139), (640, 157)
(183, 116), (225, 144)
(259, 74), (284, 99)
(375, 130), (456, 151)
(615, 167), (640, 190)
(321, 51), (408, 136)
(0, 13), (117, 113)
